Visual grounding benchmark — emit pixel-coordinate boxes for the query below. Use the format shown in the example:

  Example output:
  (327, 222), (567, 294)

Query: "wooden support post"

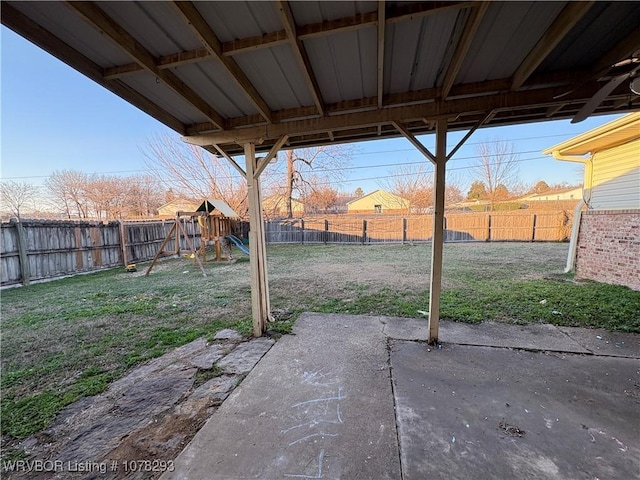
(324, 219), (329, 244)
(146, 223), (177, 276)
(214, 217), (221, 260)
(245, 142), (270, 337)
(362, 219), (367, 245)
(119, 221), (128, 267)
(403, 218), (408, 244)
(175, 218), (181, 255)
(256, 171), (271, 318)
(301, 219), (305, 245)
(13, 218), (30, 286)
(176, 219), (207, 276)
(531, 214), (537, 242)
(428, 119), (447, 344)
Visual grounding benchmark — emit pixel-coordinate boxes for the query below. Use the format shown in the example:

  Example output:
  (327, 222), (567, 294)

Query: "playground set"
(145, 200), (248, 276)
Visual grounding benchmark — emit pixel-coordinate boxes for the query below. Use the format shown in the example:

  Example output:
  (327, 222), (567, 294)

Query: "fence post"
(12, 218), (30, 286)
(361, 219), (367, 245)
(119, 221), (128, 266)
(531, 214), (537, 242)
(300, 219), (305, 244)
(324, 219), (329, 244)
(487, 214), (492, 241)
(402, 218), (407, 244)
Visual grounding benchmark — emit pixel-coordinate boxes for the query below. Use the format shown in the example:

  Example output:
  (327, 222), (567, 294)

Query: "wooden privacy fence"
(1, 218), (204, 287)
(265, 211), (572, 245)
(1, 211), (571, 286)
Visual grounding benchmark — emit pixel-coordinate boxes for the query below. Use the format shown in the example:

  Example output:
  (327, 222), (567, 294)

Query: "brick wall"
(575, 209), (640, 290)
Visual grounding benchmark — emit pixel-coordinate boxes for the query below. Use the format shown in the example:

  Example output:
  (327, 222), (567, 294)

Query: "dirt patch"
(2, 335), (273, 480)
(105, 409), (213, 480)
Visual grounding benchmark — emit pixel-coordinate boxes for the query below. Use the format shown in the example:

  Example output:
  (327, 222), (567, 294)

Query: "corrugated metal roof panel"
(409, 10), (463, 91)
(540, 2), (640, 72)
(194, 1), (282, 42)
(5, 0), (638, 152)
(306, 27), (377, 104)
(385, 10), (461, 94)
(290, 1), (377, 24)
(385, 16), (423, 94)
(174, 60), (258, 118)
(458, 1), (566, 84)
(234, 46), (315, 110)
(121, 73), (209, 125)
(9, 1), (131, 67)
(98, 1), (201, 56)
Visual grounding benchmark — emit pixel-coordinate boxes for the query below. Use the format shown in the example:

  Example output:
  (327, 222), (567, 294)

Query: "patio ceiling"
(3, 1), (640, 157)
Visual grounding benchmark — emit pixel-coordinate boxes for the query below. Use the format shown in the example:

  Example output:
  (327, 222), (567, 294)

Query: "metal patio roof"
(3, 1), (639, 157)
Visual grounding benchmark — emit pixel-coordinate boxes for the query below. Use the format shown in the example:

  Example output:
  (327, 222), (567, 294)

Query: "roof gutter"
(549, 151), (593, 273)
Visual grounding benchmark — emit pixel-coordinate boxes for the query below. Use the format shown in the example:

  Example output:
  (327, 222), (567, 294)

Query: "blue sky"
(1, 26), (624, 196)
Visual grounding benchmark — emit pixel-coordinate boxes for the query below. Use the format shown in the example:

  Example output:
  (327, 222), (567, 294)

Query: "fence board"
(1, 211), (572, 287)
(263, 211), (572, 245)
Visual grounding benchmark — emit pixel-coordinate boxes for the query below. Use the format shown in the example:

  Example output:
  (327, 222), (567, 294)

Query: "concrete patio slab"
(381, 316), (592, 353)
(162, 313), (400, 480)
(164, 313), (639, 480)
(391, 341), (640, 480)
(557, 327), (640, 358)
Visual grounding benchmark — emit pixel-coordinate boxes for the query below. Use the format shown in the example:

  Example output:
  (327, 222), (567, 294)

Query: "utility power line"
(3, 131), (579, 181)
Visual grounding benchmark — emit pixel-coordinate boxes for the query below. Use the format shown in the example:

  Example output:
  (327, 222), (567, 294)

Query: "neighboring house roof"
(448, 199), (491, 208)
(334, 195), (357, 207)
(262, 194), (304, 208)
(543, 113), (640, 157)
(519, 186), (583, 201)
(346, 189), (409, 205)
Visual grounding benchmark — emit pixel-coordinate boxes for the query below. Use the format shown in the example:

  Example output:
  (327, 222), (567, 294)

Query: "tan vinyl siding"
(590, 139), (640, 210)
(346, 190), (410, 213)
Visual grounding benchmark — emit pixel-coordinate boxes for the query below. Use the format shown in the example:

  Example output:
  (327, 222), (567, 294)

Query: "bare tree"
(378, 164), (433, 213)
(0, 181), (38, 219)
(142, 133), (249, 217)
(444, 170), (465, 207)
(83, 174), (130, 220)
(126, 175), (163, 218)
(530, 180), (551, 194)
(303, 183), (339, 214)
(472, 140), (520, 210)
(265, 146), (352, 218)
(45, 170), (90, 219)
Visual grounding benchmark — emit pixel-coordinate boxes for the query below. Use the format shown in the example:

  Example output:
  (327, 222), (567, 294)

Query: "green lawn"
(1, 242), (639, 442)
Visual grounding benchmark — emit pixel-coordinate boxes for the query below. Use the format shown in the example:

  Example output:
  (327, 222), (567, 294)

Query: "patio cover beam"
(244, 143), (272, 336)
(394, 117), (483, 343)
(377, 1), (386, 109)
(441, 2), (489, 99)
(393, 120), (445, 344)
(276, 0), (326, 116)
(511, 1), (594, 90)
(66, 1), (226, 130)
(172, 1), (273, 123)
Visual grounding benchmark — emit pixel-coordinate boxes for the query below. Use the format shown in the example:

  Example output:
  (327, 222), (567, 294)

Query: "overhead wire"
(3, 131), (581, 182)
